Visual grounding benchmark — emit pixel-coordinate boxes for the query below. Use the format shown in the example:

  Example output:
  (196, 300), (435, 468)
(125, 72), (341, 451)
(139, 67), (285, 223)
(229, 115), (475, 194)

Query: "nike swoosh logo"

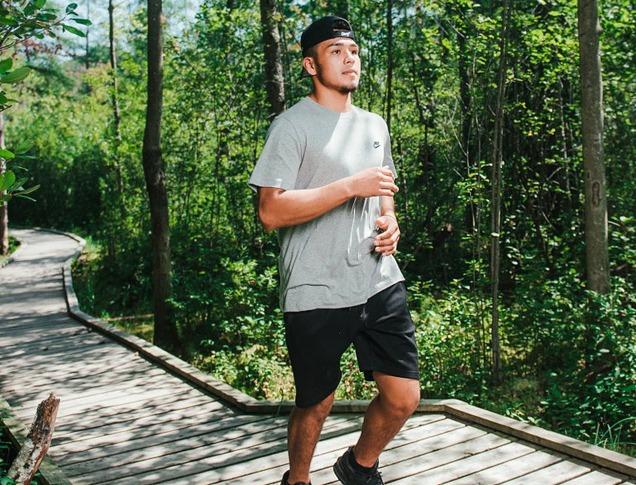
(373, 141), (381, 148)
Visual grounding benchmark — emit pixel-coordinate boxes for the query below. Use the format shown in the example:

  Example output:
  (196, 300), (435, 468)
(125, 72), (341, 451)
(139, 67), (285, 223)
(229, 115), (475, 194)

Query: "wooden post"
(7, 393), (60, 484)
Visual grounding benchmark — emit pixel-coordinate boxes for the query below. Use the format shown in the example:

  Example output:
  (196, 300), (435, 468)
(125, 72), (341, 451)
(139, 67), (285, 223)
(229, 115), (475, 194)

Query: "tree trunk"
(385, 0), (394, 132)
(578, 0), (609, 293)
(143, 0), (181, 355)
(259, 0), (285, 120)
(108, 0), (124, 219)
(85, 0), (90, 69)
(0, 112), (7, 256)
(490, 0), (510, 385)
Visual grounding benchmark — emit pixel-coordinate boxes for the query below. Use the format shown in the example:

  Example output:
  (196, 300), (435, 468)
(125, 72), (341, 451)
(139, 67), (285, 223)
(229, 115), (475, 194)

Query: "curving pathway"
(0, 227), (634, 484)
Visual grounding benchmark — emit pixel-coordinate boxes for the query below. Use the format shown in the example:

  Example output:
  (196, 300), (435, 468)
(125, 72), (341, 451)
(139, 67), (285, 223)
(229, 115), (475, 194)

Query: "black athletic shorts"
(283, 280), (420, 408)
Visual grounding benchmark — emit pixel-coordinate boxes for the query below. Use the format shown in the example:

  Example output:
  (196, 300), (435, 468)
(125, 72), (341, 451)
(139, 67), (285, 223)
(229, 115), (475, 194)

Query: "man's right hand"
(348, 167), (399, 198)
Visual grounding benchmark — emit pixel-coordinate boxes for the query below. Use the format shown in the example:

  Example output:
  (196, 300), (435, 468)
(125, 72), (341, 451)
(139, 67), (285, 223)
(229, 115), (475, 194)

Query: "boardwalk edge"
(43, 226), (635, 479)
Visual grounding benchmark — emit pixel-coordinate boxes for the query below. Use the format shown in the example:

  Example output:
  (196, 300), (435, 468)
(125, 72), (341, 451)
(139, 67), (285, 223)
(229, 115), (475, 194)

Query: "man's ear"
(303, 56), (317, 76)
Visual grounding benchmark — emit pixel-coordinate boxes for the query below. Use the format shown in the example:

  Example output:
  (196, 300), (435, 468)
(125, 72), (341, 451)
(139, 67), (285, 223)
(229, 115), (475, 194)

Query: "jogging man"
(248, 16), (420, 485)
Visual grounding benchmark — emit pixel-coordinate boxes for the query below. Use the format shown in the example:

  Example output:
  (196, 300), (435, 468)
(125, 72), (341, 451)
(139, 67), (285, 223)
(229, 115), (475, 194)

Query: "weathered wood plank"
(390, 441), (536, 484)
(502, 459), (592, 484)
(54, 397), (228, 444)
(54, 394), (223, 439)
(54, 413), (275, 461)
(6, 367), (172, 407)
(338, 431), (511, 484)
(560, 469), (628, 485)
(13, 383), (186, 420)
(0, 351), (141, 382)
(55, 387), (219, 429)
(0, 332), (117, 360)
(189, 414), (454, 485)
(451, 449), (563, 484)
(0, 358), (148, 393)
(445, 402), (636, 477)
(98, 415), (364, 484)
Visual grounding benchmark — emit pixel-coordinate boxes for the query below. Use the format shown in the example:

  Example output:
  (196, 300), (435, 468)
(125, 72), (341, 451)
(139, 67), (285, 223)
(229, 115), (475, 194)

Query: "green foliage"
(9, 0), (636, 457)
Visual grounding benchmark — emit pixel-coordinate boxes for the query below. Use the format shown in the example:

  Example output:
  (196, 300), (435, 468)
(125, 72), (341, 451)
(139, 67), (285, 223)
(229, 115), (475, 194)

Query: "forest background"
(2, 0), (635, 457)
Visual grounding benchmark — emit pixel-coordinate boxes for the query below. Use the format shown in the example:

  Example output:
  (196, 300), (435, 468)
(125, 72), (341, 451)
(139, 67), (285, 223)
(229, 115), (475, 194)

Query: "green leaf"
(16, 184), (40, 196)
(14, 141), (33, 154)
(62, 24), (86, 37)
(72, 18), (92, 26)
(0, 148), (15, 159)
(33, 0), (47, 9)
(65, 2), (78, 14)
(0, 67), (30, 84)
(0, 58), (12, 74)
(0, 170), (16, 191)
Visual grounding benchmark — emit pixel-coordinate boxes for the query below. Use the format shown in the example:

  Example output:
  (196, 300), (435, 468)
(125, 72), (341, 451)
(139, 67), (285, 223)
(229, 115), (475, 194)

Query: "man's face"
(305, 38), (361, 94)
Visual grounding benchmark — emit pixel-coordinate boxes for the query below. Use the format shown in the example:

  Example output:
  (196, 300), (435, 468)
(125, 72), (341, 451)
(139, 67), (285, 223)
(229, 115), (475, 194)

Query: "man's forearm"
(261, 177), (354, 231)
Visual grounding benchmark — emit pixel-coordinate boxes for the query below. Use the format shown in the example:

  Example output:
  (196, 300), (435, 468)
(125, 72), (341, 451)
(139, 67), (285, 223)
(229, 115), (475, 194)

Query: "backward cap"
(300, 15), (356, 55)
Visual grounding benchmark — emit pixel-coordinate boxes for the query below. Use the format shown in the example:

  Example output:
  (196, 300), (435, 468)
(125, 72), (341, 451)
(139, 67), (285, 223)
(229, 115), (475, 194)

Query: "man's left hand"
(374, 215), (400, 256)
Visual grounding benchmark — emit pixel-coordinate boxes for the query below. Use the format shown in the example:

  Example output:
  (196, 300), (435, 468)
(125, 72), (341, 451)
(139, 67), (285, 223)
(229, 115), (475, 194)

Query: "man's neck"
(309, 87), (353, 113)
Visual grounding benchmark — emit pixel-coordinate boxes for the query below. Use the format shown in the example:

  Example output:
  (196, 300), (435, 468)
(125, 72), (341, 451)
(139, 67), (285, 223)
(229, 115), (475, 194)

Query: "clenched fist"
(349, 166), (399, 198)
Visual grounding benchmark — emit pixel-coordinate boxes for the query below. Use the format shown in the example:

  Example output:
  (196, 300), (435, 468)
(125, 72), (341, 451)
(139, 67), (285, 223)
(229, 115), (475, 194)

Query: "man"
(248, 16), (420, 485)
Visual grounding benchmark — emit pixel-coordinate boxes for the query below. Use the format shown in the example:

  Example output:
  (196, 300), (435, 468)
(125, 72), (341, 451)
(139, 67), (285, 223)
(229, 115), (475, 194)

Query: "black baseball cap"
(300, 16), (356, 77)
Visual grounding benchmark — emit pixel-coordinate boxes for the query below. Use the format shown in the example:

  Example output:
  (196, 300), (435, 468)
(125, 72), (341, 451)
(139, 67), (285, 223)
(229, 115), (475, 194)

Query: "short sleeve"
(382, 120), (398, 180)
(248, 116), (303, 193)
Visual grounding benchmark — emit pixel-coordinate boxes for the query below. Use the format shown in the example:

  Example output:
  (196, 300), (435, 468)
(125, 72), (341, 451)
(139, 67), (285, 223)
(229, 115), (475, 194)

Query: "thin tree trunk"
(85, 0), (90, 69)
(259, 0), (285, 119)
(108, 0), (124, 217)
(385, 0), (394, 132)
(578, 0), (609, 293)
(143, 0), (181, 355)
(0, 112), (7, 256)
(490, 0), (509, 385)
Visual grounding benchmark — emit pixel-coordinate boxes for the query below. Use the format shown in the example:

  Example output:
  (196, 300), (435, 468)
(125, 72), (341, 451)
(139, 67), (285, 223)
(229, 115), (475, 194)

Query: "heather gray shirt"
(248, 96), (405, 312)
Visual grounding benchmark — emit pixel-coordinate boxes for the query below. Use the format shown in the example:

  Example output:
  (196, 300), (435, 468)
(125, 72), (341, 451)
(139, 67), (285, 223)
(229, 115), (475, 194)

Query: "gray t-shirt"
(248, 96), (405, 312)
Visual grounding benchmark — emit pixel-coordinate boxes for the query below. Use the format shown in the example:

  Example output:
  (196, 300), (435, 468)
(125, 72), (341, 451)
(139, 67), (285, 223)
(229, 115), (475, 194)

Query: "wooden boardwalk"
(1, 227), (634, 484)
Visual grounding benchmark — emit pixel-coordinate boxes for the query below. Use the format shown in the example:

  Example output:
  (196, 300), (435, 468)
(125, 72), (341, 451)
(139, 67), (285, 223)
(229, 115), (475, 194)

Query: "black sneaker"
(280, 470), (312, 485)
(333, 446), (384, 484)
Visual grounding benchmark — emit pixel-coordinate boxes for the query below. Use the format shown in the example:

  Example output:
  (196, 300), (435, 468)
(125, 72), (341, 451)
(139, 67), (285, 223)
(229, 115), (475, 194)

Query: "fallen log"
(7, 393), (59, 484)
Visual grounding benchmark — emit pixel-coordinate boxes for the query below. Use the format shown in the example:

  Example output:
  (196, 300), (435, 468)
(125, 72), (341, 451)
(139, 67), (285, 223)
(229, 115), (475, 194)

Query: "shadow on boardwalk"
(1, 227), (634, 484)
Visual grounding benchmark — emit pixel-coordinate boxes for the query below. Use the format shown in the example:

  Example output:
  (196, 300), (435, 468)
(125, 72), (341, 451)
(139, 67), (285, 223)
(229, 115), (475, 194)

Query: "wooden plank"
(561, 470), (628, 485)
(0, 321), (82, 340)
(0, 332), (117, 359)
(502, 459), (593, 484)
(6, 367), (171, 407)
(331, 431), (512, 485)
(7, 365), (175, 401)
(13, 383), (186, 420)
(390, 441), (536, 484)
(310, 423), (492, 485)
(55, 387), (219, 429)
(0, 351), (141, 381)
(54, 397), (227, 444)
(56, 414), (276, 470)
(96, 415), (364, 484)
(54, 394), (221, 439)
(451, 449), (563, 484)
(1, 358), (147, 394)
(196, 415), (455, 485)
(0, 341), (132, 373)
(53, 412), (276, 461)
(444, 402), (636, 477)
(65, 414), (302, 480)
